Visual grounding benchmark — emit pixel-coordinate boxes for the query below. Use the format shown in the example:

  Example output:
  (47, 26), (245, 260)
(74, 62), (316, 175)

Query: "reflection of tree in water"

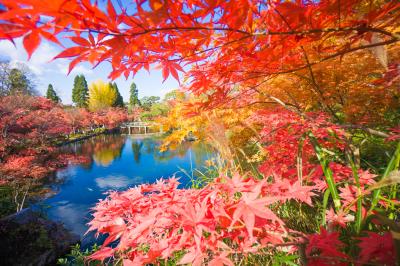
(63, 135), (126, 167)
(154, 142), (189, 162)
(141, 138), (160, 155)
(63, 136), (214, 169)
(138, 138), (214, 166)
(92, 135), (125, 166)
(131, 140), (143, 163)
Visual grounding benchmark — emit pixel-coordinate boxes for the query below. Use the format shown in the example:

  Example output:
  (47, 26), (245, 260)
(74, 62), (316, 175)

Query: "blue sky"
(0, 38), (180, 104)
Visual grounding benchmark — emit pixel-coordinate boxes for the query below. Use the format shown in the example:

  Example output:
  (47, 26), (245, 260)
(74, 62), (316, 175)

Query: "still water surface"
(37, 135), (213, 246)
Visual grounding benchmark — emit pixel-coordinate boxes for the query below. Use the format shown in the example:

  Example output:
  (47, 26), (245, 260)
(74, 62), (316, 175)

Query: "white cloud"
(0, 40), (19, 59)
(50, 202), (88, 237)
(56, 61), (93, 75)
(56, 166), (77, 180)
(0, 38), (93, 77)
(0, 38), (96, 101)
(0, 38), (58, 76)
(95, 175), (137, 190)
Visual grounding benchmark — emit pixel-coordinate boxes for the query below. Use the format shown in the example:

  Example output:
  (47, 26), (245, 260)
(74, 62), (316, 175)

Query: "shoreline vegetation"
(56, 128), (107, 146)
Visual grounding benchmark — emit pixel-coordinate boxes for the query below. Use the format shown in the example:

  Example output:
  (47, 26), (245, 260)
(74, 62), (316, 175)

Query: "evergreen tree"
(46, 84), (60, 103)
(110, 82), (124, 107)
(129, 82), (140, 107)
(3, 63), (37, 96)
(72, 74), (89, 107)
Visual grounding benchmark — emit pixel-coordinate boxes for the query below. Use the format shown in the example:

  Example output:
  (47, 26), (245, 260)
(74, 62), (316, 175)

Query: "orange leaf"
(88, 51), (98, 64)
(150, 0), (164, 11)
(162, 65), (169, 82)
(53, 47), (84, 59)
(39, 30), (61, 45)
(23, 31), (40, 59)
(107, 0), (117, 20)
(69, 36), (91, 47)
(170, 65), (180, 82)
(68, 56), (84, 75)
(172, 62), (184, 72)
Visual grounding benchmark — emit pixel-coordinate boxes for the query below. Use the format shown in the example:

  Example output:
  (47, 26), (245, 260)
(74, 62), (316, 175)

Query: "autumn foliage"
(0, 95), (67, 181)
(0, 94), (129, 183)
(88, 176), (291, 265)
(1, 0), (399, 265)
(87, 171), (394, 265)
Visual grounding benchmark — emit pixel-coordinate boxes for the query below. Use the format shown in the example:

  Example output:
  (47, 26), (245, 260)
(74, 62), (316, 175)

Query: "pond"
(35, 134), (213, 247)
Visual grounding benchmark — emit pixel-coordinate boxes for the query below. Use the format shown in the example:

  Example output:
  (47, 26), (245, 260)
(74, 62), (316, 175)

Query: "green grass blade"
(321, 189), (330, 227)
(346, 152), (363, 234)
(369, 142), (400, 214)
(308, 132), (341, 211)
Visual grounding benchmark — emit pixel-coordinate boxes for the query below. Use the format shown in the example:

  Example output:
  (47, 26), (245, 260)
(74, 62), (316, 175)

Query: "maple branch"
(43, 8), (400, 42)
(313, 38), (399, 64)
(130, 26), (250, 36)
(223, 38), (399, 77)
(67, 22), (399, 41)
(212, 76), (277, 106)
(54, 22), (252, 37)
(255, 26), (398, 40)
(291, 70), (341, 121)
(232, 101), (283, 109)
(301, 51), (341, 121)
(169, 35), (253, 62)
(274, 8), (340, 121)
(341, 124), (390, 138)
(250, 87), (307, 118)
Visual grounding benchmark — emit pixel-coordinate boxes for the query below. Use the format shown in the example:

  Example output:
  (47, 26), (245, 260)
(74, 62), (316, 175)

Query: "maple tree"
(0, 95), (74, 211)
(0, 93), (130, 213)
(0, 0), (398, 105)
(158, 95), (207, 152)
(63, 107), (91, 135)
(0, 95), (75, 181)
(0, 0), (399, 265)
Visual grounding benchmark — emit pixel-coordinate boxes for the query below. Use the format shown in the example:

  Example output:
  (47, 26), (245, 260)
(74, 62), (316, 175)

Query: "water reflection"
(51, 202), (89, 237)
(131, 140), (143, 163)
(95, 175), (137, 190)
(93, 135), (125, 166)
(40, 135), (213, 247)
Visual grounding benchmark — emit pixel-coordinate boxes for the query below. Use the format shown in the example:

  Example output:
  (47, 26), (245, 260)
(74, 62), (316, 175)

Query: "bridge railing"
(120, 121), (163, 134)
(121, 122), (160, 127)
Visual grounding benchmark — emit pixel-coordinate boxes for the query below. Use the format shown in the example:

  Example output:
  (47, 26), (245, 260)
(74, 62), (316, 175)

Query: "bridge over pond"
(120, 121), (163, 135)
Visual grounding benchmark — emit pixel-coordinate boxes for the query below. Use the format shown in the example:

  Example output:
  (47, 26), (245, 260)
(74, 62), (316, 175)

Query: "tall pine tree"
(72, 75), (88, 107)
(46, 84), (61, 103)
(110, 82), (124, 107)
(129, 82), (140, 107)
